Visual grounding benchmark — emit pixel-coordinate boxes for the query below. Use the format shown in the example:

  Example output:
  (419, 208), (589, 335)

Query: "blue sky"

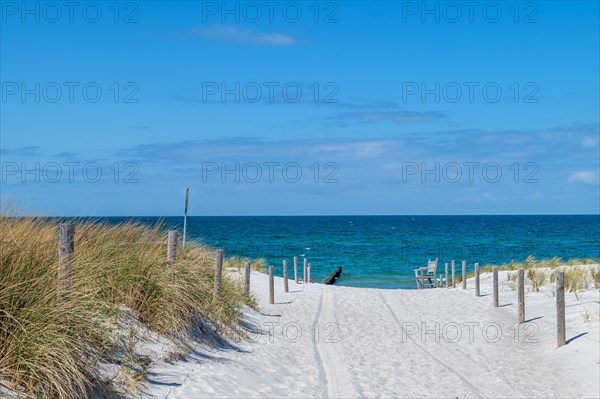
(0, 0), (598, 215)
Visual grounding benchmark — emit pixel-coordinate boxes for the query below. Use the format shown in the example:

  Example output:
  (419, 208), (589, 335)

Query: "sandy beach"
(143, 268), (600, 399)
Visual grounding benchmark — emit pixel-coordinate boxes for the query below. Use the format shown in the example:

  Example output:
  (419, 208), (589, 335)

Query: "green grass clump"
(1, 207), (253, 398)
(509, 273), (518, 291)
(591, 267), (600, 289)
(564, 267), (588, 299)
(527, 269), (546, 292)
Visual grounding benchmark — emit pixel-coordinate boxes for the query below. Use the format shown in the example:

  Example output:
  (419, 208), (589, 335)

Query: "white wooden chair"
(414, 258), (438, 289)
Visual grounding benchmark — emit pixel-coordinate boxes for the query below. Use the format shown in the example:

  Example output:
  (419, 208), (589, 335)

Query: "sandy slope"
(143, 269), (600, 398)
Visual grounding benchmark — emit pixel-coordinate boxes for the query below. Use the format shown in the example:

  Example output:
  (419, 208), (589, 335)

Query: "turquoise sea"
(100, 215), (599, 289)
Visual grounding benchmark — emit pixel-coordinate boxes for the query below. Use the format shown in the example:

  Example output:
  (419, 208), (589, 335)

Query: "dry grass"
(527, 269), (546, 292)
(591, 267), (600, 289)
(509, 273), (518, 291)
(0, 207), (253, 398)
(563, 267), (588, 299)
(225, 256), (266, 273)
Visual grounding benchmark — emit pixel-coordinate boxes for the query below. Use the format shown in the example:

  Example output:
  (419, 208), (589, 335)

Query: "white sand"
(143, 268), (600, 398)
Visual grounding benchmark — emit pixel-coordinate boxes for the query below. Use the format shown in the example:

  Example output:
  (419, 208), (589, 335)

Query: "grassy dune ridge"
(455, 255), (600, 291)
(0, 209), (255, 398)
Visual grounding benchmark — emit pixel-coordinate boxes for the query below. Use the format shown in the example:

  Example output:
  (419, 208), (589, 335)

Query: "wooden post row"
(213, 249), (223, 301)
(58, 223), (75, 301)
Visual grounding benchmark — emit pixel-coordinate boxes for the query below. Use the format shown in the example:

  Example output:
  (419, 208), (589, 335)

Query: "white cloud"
(582, 137), (599, 148)
(568, 171), (599, 185)
(193, 25), (295, 46)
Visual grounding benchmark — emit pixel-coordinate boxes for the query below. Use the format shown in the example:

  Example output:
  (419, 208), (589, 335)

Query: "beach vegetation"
(0, 207), (254, 398)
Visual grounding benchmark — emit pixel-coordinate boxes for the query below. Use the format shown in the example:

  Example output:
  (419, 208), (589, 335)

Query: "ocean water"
(100, 215), (600, 289)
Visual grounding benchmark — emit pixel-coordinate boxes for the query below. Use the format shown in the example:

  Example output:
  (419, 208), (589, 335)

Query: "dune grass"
(0, 208), (254, 398)
(456, 257), (600, 293)
(527, 268), (546, 292)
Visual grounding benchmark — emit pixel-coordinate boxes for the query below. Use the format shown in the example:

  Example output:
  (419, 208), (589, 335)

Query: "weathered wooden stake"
(462, 260), (467, 289)
(493, 266), (499, 307)
(451, 260), (456, 288)
(293, 256), (299, 284)
(213, 249), (223, 301)
(475, 262), (480, 297)
(269, 266), (274, 304)
(244, 261), (251, 296)
(556, 271), (566, 347)
(307, 263), (312, 284)
(58, 223), (75, 301)
(444, 263), (449, 288)
(167, 230), (179, 266)
(303, 258), (308, 284)
(283, 259), (289, 293)
(518, 268), (525, 324)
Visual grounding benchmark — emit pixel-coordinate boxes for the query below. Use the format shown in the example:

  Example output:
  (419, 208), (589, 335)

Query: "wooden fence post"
(462, 260), (467, 289)
(294, 256), (299, 284)
(283, 259), (289, 293)
(307, 263), (312, 284)
(244, 261), (251, 296)
(213, 249), (223, 301)
(451, 260), (456, 288)
(167, 230), (179, 266)
(58, 223), (75, 301)
(493, 266), (499, 307)
(445, 263), (449, 288)
(269, 266), (274, 304)
(475, 262), (480, 297)
(556, 271), (566, 347)
(518, 268), (525, 324)
(303, 258), (308, 284)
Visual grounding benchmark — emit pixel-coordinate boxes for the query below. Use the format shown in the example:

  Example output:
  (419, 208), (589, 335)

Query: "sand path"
(144, 270), (599, 398)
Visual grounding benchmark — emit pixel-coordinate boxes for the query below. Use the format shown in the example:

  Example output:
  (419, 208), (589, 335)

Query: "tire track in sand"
(313, 290), (357, 398)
